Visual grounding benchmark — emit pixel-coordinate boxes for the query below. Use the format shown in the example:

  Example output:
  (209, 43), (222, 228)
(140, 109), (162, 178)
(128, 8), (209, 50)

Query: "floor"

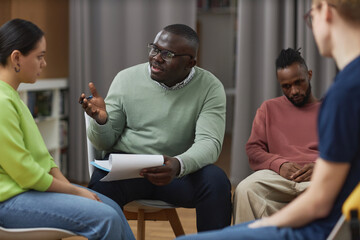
(64, 207), (197, 240)
(65, 134), (232, 240)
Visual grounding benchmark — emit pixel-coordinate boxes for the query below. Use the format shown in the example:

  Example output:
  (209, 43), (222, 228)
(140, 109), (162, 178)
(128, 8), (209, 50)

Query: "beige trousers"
(233, 169), (310, 224)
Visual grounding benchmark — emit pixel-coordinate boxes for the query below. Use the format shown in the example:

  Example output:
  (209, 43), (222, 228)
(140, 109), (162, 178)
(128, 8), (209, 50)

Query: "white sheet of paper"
(91, 160), (111, 172)
(94, 154), (164, 181)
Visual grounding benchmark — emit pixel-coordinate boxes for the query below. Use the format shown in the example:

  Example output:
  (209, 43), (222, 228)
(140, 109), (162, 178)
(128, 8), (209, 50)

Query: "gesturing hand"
(140, 156), (180, 186)
(79, 82), (108, 125)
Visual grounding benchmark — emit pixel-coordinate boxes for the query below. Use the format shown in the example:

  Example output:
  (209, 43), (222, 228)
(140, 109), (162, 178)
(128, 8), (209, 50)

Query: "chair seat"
(0, 226), (76, 240)
(124, 200), (177, 213)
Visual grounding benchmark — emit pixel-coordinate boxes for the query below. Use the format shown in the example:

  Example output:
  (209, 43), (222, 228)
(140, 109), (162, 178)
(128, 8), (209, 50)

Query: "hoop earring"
(14, 64), (20, 73)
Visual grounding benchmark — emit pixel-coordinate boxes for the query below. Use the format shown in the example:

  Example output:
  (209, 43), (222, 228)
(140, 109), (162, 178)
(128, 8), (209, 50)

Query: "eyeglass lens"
(304, 9), (313, 28)
(148, 44), (173, 61)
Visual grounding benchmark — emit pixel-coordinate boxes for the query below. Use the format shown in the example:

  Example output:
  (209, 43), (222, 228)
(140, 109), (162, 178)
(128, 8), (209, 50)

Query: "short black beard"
(287, 83), (312, 107)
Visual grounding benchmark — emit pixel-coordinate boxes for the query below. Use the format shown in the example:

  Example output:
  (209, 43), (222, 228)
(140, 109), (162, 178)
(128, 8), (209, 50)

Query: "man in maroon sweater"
(233, 48), (321, 224)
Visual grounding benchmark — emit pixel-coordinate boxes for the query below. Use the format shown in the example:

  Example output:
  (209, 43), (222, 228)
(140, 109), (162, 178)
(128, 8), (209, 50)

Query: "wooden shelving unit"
(18, 79), (69, 174)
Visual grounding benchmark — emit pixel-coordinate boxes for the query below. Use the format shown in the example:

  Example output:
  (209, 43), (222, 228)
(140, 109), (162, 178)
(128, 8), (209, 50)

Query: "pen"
(80, 95), (93, 104)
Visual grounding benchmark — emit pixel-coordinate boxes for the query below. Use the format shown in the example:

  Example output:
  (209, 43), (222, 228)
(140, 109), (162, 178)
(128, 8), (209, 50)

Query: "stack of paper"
(91, 154), (164, 181)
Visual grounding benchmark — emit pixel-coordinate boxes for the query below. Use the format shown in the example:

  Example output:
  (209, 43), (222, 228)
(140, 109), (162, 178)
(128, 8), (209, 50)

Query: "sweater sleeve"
(178, 84), (226, 176)
(246, 105), (288, 174)
(87, 73), (127, 151)
(0, 98), (53, 192)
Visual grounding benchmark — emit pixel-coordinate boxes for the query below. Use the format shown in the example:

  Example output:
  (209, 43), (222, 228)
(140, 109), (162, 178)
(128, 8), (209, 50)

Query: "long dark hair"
(0, 18), (44, 66)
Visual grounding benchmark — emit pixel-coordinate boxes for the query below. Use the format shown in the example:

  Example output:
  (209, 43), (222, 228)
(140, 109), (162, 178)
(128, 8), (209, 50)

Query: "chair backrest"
(342, 183), (360, 240)
(327, 183), (360, 240)
(84, 112), (102, 176)
(327, 215), (351, 240)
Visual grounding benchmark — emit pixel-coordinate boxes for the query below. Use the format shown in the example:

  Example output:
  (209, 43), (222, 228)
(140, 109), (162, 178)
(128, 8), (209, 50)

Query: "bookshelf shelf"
(34, 116), (58, 123)
(18, 78), (69, 175)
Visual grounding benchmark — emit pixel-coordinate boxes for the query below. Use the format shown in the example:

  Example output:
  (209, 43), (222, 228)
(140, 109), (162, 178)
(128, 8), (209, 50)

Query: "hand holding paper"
(140, 156), (181, 186)
(91, 154), (164, 181)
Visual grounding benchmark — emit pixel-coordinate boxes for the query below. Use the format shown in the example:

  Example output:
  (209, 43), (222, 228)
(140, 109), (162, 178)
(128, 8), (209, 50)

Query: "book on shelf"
(60, 147), (68, 176)
(27, 90), (53, 118)
(59, 120), (68, 147)
(60, 89), (69, 117)
(91, 154), (164, 181)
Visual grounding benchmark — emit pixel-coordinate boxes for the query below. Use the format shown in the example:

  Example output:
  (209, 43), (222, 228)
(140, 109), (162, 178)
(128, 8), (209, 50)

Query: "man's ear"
(308, 70), (313, 81)
(186, 58), (197, 69)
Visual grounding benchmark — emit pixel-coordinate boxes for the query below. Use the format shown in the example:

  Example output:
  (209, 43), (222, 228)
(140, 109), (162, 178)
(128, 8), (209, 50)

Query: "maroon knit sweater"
(246, 96), (321, 174)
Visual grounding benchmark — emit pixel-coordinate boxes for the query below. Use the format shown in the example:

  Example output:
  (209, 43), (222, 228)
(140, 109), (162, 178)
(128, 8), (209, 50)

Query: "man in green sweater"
(79, 24), (231, 231)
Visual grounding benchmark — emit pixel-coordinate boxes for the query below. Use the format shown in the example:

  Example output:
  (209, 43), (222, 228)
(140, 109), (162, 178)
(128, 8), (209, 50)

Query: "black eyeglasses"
(304, 8), (313, 29)
(148, 43), (193, 62)
(304, 3), (337, 29)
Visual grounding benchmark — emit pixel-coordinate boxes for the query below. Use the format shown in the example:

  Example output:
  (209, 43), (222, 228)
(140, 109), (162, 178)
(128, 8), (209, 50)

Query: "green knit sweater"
(0, 81), (56, 202)
(88, 63), (226, 177)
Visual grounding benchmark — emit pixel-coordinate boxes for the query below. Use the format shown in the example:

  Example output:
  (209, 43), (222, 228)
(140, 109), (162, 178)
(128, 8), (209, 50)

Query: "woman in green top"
(0, 18), (134, 240)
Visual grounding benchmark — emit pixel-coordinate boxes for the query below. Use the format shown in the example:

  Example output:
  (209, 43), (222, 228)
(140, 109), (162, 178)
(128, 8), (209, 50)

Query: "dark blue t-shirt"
(315, 55), (360, 233)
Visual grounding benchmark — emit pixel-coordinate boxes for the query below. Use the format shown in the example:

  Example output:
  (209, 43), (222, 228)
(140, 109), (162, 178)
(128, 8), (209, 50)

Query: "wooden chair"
(327, 215), (351, 240)
(124, 200), (185, 240)
(327, 183), (360, 240)
(343, 183), (360, 240)
(84, 113), (185, 240)
(0, 226), (77, 240)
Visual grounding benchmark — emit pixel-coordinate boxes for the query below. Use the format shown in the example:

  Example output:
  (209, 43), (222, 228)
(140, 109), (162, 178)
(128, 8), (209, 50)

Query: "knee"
(95, 205), (123, 234)
(199, 165), (231, 194)
(77, 202), (126, 239)
(235, 176), (261, 199)
(102, 204), (122, 223)
(204, 165), (231, 190)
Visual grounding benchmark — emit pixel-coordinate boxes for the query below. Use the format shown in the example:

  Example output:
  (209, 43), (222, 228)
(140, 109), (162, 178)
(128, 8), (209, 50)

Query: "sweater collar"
(147, 65), (195, 90)
(282, 95), (320, 109)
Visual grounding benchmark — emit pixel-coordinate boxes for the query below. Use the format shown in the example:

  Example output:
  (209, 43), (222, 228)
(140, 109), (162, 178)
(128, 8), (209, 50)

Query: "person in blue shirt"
(176, 0), (360, 239)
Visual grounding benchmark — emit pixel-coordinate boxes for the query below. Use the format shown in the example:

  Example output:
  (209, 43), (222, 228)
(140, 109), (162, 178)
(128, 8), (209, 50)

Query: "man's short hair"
(275, 48), (308, 72)
(163, 24), (199, 47)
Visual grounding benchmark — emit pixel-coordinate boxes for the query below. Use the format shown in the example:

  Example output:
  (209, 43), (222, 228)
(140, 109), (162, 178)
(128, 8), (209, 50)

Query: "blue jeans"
(0, 185), (135, 240)
(175, 221), (331, 240)
(89, 164), (232, 232)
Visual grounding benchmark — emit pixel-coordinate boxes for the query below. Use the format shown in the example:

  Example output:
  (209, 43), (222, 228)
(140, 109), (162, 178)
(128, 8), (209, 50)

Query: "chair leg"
(165, 209), (185, 236)
(137, 209), (145, 240)
(350, 210), (359, 240)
